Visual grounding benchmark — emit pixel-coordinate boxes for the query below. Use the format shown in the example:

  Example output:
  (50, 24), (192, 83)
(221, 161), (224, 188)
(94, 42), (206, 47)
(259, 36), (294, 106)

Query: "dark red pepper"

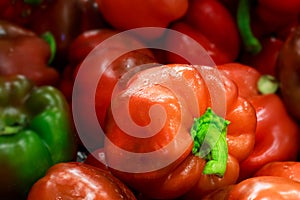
(276, 25), (300, 121)
(252, 0), (300, 37)
(240, 36), (283, 76)
(0, 20), (59, 86)
(0, 0), (37, 26)
(27, 0), (106, 68)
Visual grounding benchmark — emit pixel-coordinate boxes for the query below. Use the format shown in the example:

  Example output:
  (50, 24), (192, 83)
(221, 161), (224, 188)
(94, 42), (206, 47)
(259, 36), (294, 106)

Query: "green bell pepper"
(0, 75), (77, 199)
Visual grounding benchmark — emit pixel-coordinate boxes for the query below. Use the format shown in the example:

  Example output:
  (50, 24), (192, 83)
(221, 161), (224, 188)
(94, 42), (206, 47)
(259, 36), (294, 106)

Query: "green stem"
(190, 107), (230, 177)
(0, 112), (28, 135)
(237, 0), (262, 54)
(41, 32), (56, 64)
(257, 75), (279, 94)
(0, 126), (23, 135)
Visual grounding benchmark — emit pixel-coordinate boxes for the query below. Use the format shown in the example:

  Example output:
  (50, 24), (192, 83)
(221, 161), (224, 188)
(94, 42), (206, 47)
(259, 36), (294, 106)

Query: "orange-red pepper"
(218, 63), (300, 181)
(254, 161), (300, 183)
(101, 64), (256, 199)
(202, 176), (300, 199)
(27, 162), (137, 200)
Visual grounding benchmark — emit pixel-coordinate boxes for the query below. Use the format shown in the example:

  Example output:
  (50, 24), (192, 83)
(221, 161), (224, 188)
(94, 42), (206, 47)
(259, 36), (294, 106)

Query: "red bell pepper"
(165, 0), (241, 65)
(254, 161), (300, 183)
(182, 155), (240, 199)
(27, 162), (137, 200)
(252, 0), (300, 38)
(101, 64), (256, 199)
(0, 20), (59, 86)
(26, 0), (106, 68)
(218, 63), (300, 181)
(61, 28), (156, 98)
(240, 36), (283, 76)
(239, 94), (300, 180)
(68, 29), (157, 150)
(71, 29), (156, 125)
(58, 29), (121, 102)
(95, 0), (189, 39)
(276, 25), (300, 121)
(202, 176), (300, 199)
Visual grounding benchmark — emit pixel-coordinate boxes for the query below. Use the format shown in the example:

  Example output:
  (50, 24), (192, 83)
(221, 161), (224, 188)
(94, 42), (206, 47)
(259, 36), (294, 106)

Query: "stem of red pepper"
(41, 32), (56, 64)
(190, 107), (230, 177)
(237, 0), (262, 54)
(257, 75), (279, 94)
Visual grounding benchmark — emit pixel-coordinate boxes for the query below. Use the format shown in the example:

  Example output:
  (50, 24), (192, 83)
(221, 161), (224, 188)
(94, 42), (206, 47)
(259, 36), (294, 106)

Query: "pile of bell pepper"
(0, 0), (300, 199)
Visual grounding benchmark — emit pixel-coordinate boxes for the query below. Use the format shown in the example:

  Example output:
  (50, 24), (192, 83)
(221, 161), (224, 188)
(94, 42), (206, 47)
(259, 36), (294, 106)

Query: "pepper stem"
(0, 112), (28, 135)
(0, 126), (23, 135)
(41, 32), (56, 64)
(237, 0), (262, 54)
(257, 75), (279, 94)
(190, 107), (230, 177)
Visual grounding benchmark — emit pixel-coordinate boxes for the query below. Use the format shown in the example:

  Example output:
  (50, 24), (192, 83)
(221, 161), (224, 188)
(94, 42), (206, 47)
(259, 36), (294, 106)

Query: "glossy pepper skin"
(27, 162), (137, 200)
(276, 26), (300, 121)
(69, 29), (157, 150)
(95, 0), (189, 39)
(255, 161), (300, 183)
(218, 63), (300, 180)
(240, 37), (283, 76)
(102, 64), (256, 199)
(0, 20), (59, 86)
(0, 75), (77, 199)
(239, 94), (300, 180)
(27, 0), (106, 68)
(165, 0), (241, 65)
(202, 176), (300, 199)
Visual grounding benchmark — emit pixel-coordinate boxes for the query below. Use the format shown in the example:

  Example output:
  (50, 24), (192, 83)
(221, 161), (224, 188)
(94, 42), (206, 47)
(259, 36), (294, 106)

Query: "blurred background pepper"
(276, 25), (300, 121)
(251, 0), (300, 38)
(165, 0), (241, 65)
(234, 0), (299, 79)
(0, 20), (59, 86)
(240, 36), (283, 76)
(95, 0), (189, 40)
(26, 0), (107, 69)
